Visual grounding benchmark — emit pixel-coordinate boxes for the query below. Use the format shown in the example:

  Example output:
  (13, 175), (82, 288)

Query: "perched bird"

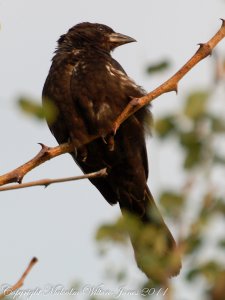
(42, 22), (181, 281)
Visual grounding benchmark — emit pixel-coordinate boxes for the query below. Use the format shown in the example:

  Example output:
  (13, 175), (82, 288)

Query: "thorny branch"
(112, 19), (225, 133)
(0, 258), (38, 299)
(0, 143), (74, 186)
(0, 168), (107, 192)
(0, 20), (225, 190)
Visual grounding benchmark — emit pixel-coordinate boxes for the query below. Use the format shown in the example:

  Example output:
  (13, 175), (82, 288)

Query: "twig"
(0, 135), (99, 187)
(0, 143), (74, 186)
(112, 19), (225, 133)
(0, 168), (107, 192)
(0, 257), (38, 299)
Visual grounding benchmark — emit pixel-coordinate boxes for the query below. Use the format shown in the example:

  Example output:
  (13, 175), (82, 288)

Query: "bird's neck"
(56, 40), (111, 56)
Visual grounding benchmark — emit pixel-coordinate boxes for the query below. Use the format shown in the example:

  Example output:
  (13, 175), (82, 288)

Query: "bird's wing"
(42, 55), (92, 148)
(68, 54), (150, 204)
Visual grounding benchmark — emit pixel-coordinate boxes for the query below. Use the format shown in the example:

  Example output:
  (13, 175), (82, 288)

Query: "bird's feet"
(77, 146), (88, 161)
(102, 133), (115, 151)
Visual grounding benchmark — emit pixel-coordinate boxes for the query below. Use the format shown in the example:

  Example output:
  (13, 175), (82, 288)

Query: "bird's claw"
(77, 146), (88, 162)
(112, 122), (119, 136)
(101, 134), (115, 151)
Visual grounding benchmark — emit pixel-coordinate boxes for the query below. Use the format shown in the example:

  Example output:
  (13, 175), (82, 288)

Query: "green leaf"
(186, 261), (222, 283)
(218, 239), (225, 248)
(184, 149), (201, 169)
(179, 131), (201, 148)
(179, 132), (203, 169)
(186, 268), (200, 281)
(154, 116), (176, 138)
(210, 115), (225, 132)
(183, 234), (202, 255)
(159, 191), (185, 218)
(213, 199), (225, 216)
(195, 193), (215, 225)
(214, 155), (225, 165)
(208, 270), (225, 300)
(18, 96), (59, 125)
(184, 90), (210, 120)
(18, 97), (44, 120)
(95, 217), (128, 244)
(116, 270), (127, 282)
(146, 59), (170, 74)
(42, 97), (59, 124)
(200, 261), (222, 282)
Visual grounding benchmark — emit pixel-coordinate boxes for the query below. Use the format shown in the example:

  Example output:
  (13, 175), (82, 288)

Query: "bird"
(42, 22), (181, 281)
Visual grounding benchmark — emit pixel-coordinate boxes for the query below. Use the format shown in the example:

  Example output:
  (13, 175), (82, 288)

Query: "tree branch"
(0, 143), (74, 186)
(0, 20), (224, 188)
(112, 19), (225, 133)
(0, 168), (107, 192)
(0, 257), (38, 299)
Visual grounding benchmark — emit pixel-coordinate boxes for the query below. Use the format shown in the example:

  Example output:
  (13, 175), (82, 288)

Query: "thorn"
(38, 142), (45, 148)
(38, 143), (48, 150)
(17, 175), (23, 184)
(31, 257), (38, 264)
(220, 18), (225, 26)
(197, 43), (204, 48)
(197, 43), (212, 56)
(173, 85), (178, 94)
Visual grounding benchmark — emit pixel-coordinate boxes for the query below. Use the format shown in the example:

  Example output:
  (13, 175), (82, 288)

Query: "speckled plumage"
(42, 22), (181, 280)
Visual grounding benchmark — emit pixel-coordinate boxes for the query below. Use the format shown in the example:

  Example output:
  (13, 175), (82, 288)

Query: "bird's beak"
(109, 32), (136, 47)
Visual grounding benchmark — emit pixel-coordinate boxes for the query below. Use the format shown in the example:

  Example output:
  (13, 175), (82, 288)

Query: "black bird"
(42, 22), (181, 281)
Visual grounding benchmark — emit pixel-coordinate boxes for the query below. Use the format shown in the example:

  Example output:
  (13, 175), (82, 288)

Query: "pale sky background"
(0, 1), (225, 300)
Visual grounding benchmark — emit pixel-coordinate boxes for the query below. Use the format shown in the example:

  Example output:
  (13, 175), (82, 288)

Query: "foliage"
(18, 96), (58, 124)
(146, 59), (170, 74)
(93, 59), (225, 300)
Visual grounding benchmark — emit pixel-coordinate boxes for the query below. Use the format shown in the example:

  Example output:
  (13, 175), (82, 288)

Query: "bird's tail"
(119, 187), (182, 282)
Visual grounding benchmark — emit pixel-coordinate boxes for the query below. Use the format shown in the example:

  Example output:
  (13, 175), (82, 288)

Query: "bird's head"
(57, 22), (136, 52)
